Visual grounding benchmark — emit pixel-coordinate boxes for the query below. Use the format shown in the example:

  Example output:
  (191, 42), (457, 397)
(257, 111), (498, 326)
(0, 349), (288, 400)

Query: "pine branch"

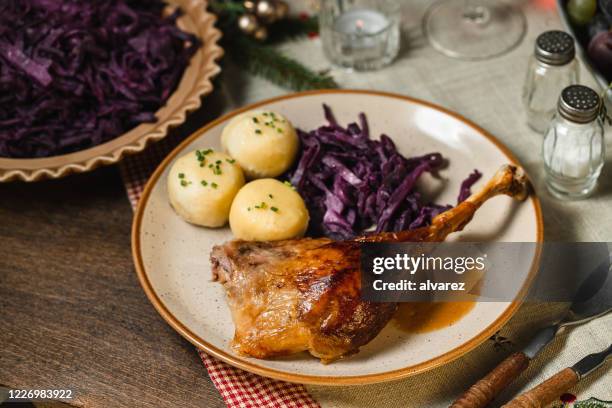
(209, 0), (245, 16)
(267, 16), (319, 44)
(209, 0), (337, 91)
(208, 1), (245, 35)
(229, 36), (338, 91)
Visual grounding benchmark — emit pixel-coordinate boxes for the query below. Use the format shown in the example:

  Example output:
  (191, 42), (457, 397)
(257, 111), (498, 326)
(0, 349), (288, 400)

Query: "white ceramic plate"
(132, 90), (543, 385)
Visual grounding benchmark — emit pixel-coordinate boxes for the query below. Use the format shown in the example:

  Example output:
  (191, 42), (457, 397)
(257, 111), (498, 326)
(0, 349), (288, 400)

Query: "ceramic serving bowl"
(0, 0), (223, 182)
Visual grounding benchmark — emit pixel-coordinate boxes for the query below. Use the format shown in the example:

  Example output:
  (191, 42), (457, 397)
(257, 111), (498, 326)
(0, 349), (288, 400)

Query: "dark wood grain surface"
(0, 167), (226, 408)
(0, 89), (228, 407)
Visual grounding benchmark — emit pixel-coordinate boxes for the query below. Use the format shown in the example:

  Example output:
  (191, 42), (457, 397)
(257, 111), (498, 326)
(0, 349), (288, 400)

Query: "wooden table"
(0, 94), (227, 407)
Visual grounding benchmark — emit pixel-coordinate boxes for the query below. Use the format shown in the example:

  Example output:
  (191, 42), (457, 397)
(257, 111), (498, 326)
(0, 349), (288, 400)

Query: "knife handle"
(502, 367), (579, 408)
(450, 352), (530, 408)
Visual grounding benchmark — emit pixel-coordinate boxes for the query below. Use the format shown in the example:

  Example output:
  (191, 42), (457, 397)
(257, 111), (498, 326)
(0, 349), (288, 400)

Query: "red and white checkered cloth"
(119, 136), (320, 408)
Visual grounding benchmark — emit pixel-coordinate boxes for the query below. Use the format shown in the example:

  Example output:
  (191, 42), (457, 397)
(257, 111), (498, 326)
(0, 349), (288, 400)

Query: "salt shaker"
(542, 85), (605, 200)
(523, 30), (579, 133)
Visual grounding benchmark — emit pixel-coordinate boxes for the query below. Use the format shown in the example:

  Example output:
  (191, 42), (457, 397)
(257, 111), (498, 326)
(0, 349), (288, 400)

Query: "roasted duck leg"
(211, 165), (529, 363)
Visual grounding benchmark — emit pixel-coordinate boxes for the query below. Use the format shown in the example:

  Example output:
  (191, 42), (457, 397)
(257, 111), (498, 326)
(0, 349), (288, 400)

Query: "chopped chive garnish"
(268, 194), (273, 199)
(247, 207), (251, 211)
(252, 117), (259, 124)
(180, 180), (189, 187)
(201, 180), (208, 186)
(178, 173), (185, 179)
(283, 180), (295, 190)
(215, 160), (221, 164)
(260, 202), (267, 209)
(270, 206), (279, 212)
(208, 164), (213, 168)
(196, 150), (208, 162)
(226, 158), (236, 164)
(263, 112), (269, 116)
(255, 129), (262, 135)
(277, 128), (283, 133)
(211, 182), (218, 188)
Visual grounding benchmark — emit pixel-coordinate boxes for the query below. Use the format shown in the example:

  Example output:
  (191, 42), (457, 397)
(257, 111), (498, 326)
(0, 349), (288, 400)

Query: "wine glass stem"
(463, 0), (491, 25)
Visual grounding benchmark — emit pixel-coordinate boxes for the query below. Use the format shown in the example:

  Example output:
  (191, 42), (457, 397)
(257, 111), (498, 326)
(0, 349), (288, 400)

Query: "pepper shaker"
(542, 85), (605, 199)
(523, 31), (580, 133)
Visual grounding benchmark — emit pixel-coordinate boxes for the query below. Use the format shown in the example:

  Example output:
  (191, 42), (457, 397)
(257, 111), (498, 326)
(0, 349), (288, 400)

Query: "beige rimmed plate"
(0, 0), (223, 182)
(132, 90), (543, 385)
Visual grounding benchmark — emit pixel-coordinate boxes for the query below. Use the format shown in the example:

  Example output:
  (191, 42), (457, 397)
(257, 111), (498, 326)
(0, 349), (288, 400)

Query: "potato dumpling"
(229, 179), (309, 241)
(221, 110), (299, 179)
(168, 149), (245, 227)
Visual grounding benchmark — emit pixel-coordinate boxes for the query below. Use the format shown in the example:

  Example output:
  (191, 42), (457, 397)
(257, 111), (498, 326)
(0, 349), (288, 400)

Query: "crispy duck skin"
(211, 165), (529, 363)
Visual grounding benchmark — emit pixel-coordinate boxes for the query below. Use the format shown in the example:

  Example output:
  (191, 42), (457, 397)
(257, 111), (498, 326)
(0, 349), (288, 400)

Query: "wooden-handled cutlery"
(503, 344), (612, 408)
(450, 256), (612, 408)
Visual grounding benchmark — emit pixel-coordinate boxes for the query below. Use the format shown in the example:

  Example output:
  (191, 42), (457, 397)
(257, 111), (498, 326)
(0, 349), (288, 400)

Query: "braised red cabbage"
(287, 106), (482, 239)
(0, 0), (199, 158)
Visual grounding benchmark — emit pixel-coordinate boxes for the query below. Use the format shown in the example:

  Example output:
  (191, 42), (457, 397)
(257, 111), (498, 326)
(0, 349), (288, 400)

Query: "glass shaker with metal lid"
(523, 30), (579, 133)
(542, 85), (605, 200)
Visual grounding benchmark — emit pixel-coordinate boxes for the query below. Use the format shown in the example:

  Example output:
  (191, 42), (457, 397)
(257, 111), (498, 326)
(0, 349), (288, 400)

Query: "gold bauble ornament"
(274, 1), (289, 20)
(253, 26), (268, 41)
(255, 0), (277, 23)
(237, 13), (259, 34)
(243, 0), (256, 12)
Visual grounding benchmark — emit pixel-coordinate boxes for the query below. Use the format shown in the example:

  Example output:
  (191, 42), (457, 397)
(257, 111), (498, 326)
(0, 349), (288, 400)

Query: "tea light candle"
(333, 9), (390, 37)
(319, 0), (400, 70)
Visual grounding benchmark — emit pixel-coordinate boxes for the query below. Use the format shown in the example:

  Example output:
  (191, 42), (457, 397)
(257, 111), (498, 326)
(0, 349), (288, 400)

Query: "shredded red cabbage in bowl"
(287, 105), (482, 239)
(0, 0), (200, 159)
